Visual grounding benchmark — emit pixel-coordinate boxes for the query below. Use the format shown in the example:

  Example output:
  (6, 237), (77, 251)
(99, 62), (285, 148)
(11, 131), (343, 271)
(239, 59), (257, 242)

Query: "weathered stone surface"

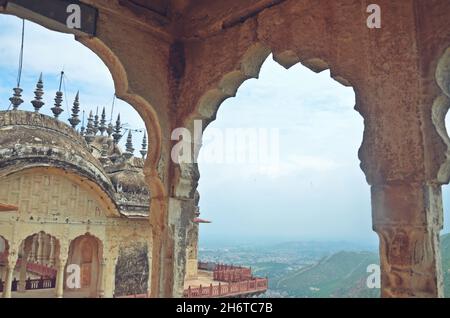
(115, 242), (149, 297)
(1, 0), (450, 298)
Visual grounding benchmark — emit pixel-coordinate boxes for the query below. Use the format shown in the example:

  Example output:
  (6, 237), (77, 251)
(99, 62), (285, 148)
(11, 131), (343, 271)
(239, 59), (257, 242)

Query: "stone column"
(2, 254), (17, 298)
(185, 221), (199, 281)
(162, 197), (196, 298)
(55, 257), (67, 298)
(29, 235), (37, 262)
(17, 256), (28, 293)
(146, 244), (152, 297)
(98, 258), (107, 298)
(37, 233), (43, 263)
(49, 237), (55, 267)
(372, 183), (443, 297)
(103, 256), (118, 298)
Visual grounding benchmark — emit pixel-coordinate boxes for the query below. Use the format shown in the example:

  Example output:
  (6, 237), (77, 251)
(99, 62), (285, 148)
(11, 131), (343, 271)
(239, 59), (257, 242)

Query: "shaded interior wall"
(185, 223), (198, 280)
(67, 235), (101, 297)
(114, 242), (149, 296)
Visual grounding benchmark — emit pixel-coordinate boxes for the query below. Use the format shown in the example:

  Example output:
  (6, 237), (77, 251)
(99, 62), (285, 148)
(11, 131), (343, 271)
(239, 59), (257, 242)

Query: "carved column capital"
(6, 253), (18, 269)
(371, 182), (444, 297)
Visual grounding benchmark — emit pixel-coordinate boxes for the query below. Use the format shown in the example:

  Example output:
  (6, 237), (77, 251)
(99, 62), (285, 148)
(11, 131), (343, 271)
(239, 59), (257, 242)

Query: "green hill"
(271, 234), (450, 298)
(275, 251), (380, 297)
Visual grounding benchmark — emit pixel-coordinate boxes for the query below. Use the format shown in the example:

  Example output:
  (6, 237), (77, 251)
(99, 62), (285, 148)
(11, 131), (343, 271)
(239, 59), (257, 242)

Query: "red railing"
(16, 259), (57, 278)
(0, 252), (6, 263)
(213, 268), (252, 282)
(184, 278), (268, 298)
(115, 293), (148, 298)
(0, 277), (56, 292)
(199, 262), (254, 282)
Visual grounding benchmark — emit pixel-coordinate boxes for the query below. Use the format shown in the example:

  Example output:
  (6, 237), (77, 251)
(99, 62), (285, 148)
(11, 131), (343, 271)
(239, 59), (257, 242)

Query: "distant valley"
(199, 234), (450, 297)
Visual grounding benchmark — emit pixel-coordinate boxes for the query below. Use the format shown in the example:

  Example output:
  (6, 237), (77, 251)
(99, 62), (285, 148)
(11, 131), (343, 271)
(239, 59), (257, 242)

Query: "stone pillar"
(29, 235), (37, 262)
(98, 258), (107, 298)
(185, 221), (199, 281)
(163, 197), (196, 298)
(49, 237), (55, 267)
(55, 257), (67, 298)
(17, 256), (28, 293)
(2, 254), (17, 298)
(103, 256), (118, 298)
(37, 233), (43, 263)
(146, 245), (152, 297)
(372, 183), (443, 297)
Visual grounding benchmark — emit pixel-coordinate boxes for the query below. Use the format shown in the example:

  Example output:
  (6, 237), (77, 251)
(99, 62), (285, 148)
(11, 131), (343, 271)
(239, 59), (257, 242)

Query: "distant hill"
(274, 251), (379, 297)
(270, 234), (450, 298)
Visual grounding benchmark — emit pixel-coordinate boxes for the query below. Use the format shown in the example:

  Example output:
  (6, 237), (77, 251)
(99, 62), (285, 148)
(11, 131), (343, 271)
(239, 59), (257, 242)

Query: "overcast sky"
(1, 15), (449, 247)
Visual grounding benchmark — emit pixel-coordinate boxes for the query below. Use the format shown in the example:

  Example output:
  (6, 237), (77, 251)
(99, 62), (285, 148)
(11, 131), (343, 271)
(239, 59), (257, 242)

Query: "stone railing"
(16, 259), (57, 278)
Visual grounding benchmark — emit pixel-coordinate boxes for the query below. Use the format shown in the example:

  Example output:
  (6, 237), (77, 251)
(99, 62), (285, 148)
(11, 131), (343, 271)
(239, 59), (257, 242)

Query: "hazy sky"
(1, 15), (449, 247)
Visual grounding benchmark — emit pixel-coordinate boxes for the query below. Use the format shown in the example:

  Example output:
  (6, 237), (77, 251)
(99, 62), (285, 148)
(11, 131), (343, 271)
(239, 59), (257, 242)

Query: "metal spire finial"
(68, 91), (81, 129)
(140, 132), (147, 159)
(93, 106), (99, 135)
(9, 87), (23, 110)
(99, 107), (107, 135)
(125, 129), (134, 157)
(85, 110), (95, 143)
(31, 73), (44, 112)
(112, 114), (122, 144)
(51, 71), (64, 118)
(107, 122), (114, 137)
(80, 110), (86, 136)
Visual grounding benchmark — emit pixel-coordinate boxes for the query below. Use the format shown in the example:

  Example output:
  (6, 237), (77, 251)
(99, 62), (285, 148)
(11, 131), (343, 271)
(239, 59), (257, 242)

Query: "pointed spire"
(85, 110), (95, 143)
(125, 129), (134, 158)
(9, 86), (23, 110)
(140, 132), (147, 159)
(51, 71), (64, 118)
(31, 73), (44, 112)
(101, 137), (109, 158)
(93, 106), (99, 135)
(112, 114), (122, 144)
(106, 122), (114, 138)
(99, 107), (107, 135)
(68, 91), (81, 129)
(80, 110), (86, 136)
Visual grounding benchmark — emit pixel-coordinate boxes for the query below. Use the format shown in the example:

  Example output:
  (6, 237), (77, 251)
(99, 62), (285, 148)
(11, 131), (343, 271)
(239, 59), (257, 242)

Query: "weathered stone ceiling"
(83, 0), (286, 39)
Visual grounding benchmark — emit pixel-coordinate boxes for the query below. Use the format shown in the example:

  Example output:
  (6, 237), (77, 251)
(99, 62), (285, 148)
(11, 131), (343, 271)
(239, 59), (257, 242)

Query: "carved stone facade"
(0, 109), (152, 298)
(0, 0), (450, 298)
(114, 242), (149, 297)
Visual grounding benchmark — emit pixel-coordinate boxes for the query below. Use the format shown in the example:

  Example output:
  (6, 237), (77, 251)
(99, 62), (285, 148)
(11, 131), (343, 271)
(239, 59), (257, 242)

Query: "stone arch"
(0, 167), (121, 219)
(0, 12), (167, 211)
(67, 232), (103, 297)
(0, 235), (9, 263)
(19, 231), (61, 266)
(433, 47), (450, 183)
(174, 43), (360, 198)
(8, 231), (61, 295)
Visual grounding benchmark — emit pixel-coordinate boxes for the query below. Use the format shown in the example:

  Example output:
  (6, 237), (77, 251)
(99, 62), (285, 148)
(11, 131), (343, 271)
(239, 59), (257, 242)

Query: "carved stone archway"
(1, 0), (450, 298)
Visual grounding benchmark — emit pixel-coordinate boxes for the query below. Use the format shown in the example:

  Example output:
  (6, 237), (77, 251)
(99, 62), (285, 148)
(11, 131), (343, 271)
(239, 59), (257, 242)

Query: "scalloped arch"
(175, 42), (358, 197)
(18, 231), (62, 260)
(0, 12), (167, 207)
(433, 48), (450, 183)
